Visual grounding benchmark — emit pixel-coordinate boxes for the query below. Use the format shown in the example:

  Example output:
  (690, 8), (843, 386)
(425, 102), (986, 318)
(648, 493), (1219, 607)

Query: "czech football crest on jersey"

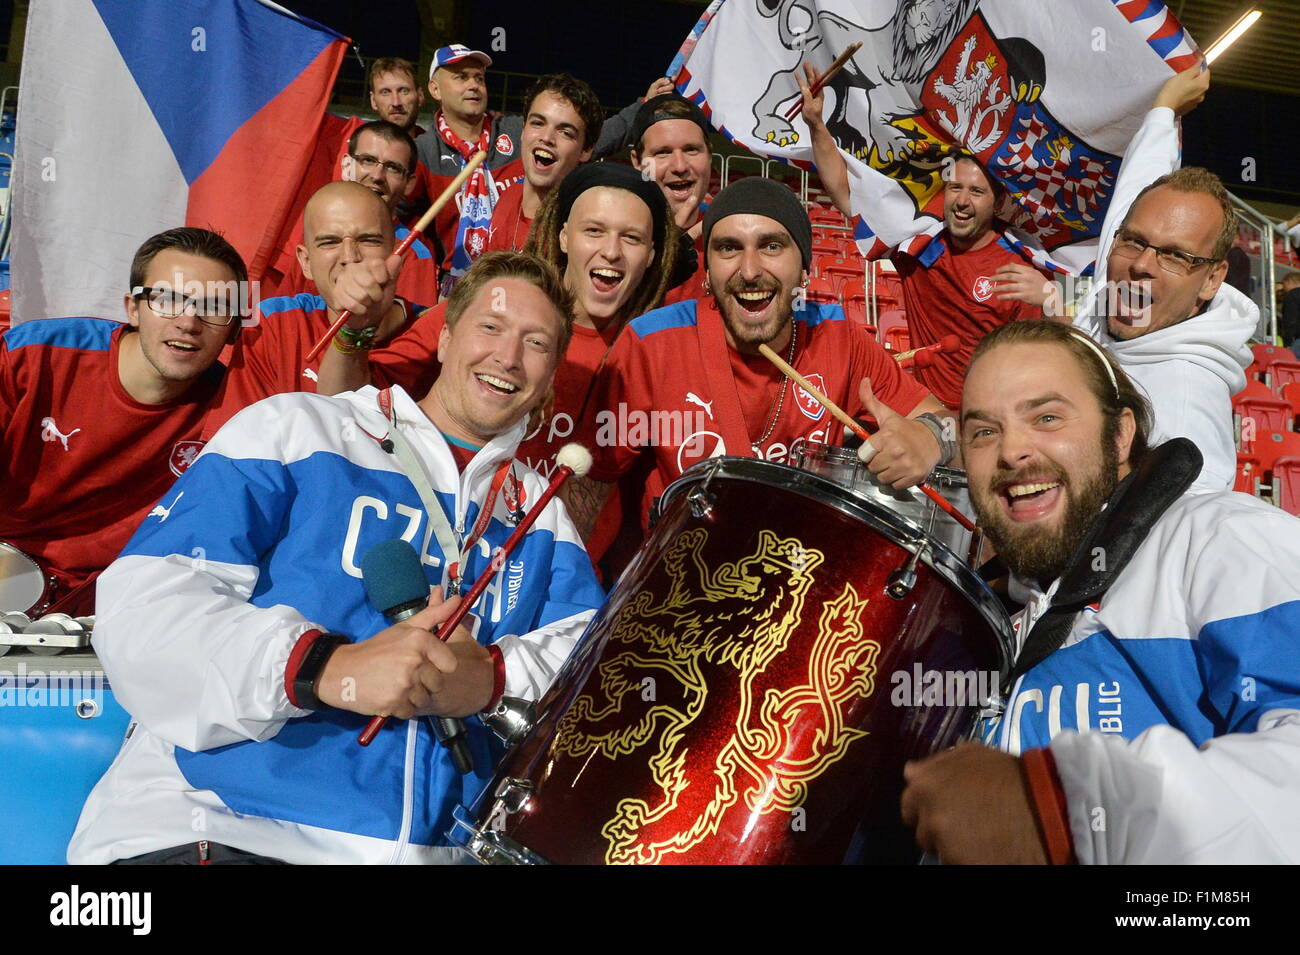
(793, 373), (827, 421)
(972, 275), (996, 302)
(169, 440), (205, 476)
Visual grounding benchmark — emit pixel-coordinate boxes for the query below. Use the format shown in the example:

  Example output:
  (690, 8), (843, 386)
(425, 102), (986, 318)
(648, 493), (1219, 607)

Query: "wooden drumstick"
(783, 42), (863, 120)
(757, 343), (977, 534)
(305, 150), (488, 364)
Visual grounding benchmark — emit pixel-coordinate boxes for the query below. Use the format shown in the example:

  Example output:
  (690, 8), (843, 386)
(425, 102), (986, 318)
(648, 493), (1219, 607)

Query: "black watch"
(293, 632), (351, 711)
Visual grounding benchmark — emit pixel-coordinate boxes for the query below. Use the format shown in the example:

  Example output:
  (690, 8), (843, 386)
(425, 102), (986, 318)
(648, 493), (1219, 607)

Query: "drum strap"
(695, 301), (760, 459)
(1008, 438), (1203, 683)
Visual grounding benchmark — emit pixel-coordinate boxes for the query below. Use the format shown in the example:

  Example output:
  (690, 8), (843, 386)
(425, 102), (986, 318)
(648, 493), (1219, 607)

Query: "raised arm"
(799, 62), (852, 219)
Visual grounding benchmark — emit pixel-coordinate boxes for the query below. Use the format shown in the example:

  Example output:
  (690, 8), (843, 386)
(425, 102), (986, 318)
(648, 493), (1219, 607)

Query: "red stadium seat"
(1252, 343), (1292, 361)
(1233, 378), (1273, 401)
(877, 308), (908, 345)
(842, 294), (874, 331)
(1267, 361), (1300, 393)
(806, 272), (839, 305)
(1233, 396), (1292, 444)
(823, 259), (863, 295)
(1281, 381), (1300, 416)
(1272, 457), (1300, 515)
(809, 206), (846, 227)
(1234, 454), (1262, 496)
(884, 324), (911, 353)
(1253, 343), (1297, 376)
(1249, 429), (1300, 475)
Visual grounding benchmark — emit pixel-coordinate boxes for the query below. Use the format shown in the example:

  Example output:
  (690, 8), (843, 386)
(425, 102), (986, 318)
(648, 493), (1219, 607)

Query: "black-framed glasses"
(132, 286), (238, 326)
(1111, 228), (1219, 276)
(350, 152), (410, 178)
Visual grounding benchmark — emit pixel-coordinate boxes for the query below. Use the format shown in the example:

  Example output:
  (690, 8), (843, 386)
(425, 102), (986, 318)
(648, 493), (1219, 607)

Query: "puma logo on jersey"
(40, 417), (81, 450)
(149, 491), (184, 522)
(685, 392), (714, 419)
(302, 368), (319, 382)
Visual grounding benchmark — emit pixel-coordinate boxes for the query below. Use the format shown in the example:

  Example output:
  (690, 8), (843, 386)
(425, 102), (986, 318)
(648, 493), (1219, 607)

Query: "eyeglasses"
(132, 286), (238, 326)
(350, 153), (410, 178)
(1110, 228), (1219, 276)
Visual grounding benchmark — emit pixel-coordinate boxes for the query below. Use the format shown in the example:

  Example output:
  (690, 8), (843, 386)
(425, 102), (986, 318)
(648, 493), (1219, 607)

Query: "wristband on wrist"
(914, 412), (957, 467)
(1020, 747), (1077, 865)
(333, 323), (379, 355)
(289, 631), (352, 711)
(483, 643), (507, 713)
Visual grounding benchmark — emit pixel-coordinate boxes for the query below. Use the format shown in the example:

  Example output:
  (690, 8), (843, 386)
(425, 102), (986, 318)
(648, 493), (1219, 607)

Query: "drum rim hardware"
(665, 457), (1014, 659)
(687, 456), (724, 520)
(449, 784), (551, 865)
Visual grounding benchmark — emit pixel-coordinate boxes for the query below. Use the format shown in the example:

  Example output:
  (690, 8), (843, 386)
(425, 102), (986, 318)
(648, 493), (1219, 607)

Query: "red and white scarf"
(436, 111), (498, 279)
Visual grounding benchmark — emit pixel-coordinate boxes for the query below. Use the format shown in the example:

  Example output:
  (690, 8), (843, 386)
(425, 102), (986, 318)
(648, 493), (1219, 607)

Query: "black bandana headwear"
(555, 162), (669, 255)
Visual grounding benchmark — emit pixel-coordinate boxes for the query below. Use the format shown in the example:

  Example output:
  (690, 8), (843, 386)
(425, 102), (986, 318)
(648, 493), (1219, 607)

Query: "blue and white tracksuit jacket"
(985, 490), (1300, 863)
(69, 386), (604, 864)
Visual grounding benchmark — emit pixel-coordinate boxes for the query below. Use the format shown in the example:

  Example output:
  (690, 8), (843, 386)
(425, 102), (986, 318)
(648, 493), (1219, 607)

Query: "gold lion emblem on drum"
(552, 527), (880, 864)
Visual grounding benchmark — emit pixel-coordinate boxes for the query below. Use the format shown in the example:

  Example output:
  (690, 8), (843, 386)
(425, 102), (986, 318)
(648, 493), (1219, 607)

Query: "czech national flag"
(10, 0), (348, 323)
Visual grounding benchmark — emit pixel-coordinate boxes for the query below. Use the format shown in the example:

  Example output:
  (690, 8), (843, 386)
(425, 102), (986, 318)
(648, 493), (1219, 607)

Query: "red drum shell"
(458, 458), (1011, 864)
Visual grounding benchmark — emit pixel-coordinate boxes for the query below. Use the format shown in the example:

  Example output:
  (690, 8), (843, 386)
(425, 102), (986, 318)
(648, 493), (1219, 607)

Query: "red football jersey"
(206, 295), (425, 438)
(590, 298), (930, 526)
(0, 318), (224, 612)
(663, 232), (707, 306)
(891, 231), (1042, 407)
(484, 177), (531, 254)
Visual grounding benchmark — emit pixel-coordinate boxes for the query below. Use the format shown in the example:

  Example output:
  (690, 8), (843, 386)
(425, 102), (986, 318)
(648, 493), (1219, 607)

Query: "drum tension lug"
(886, 544), (925, 600)
(493, 777), (535, 817)
(687, 486), (715, 520)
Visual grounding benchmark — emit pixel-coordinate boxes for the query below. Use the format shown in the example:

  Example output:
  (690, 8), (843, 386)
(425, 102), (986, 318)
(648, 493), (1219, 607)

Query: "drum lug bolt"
(687, 486), (715, 520)
(886, 545), (925, 600)
(482, 696), (537, 745)
(494, 777), (535, 816)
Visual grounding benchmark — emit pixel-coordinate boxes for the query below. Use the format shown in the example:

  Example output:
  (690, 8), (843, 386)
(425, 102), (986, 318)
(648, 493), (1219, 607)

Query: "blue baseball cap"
(431, 44), (492, 77)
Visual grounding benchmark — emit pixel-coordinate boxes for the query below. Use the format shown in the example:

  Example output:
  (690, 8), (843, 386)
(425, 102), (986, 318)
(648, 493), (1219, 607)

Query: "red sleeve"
(393, 255), (440, 309)
(217, 306), (290, 417)
(369, 301), (447, 396)
(587, 329), (649, 482)
(849, 322), (930, 417)
(0, 334), (18, 429)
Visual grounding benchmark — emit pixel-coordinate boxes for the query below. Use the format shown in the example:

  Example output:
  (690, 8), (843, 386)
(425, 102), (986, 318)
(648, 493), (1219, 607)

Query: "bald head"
(303, 181), (394, 243)
(1283, 271), (1300, 293)
(297, 181), (397, 311)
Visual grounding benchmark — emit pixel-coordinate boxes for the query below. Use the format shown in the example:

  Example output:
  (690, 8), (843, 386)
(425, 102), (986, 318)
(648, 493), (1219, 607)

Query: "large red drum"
(452, 458), (1012, 864)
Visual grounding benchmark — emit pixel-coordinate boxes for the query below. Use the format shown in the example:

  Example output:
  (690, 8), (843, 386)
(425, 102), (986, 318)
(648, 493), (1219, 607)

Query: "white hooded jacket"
(1074, 107), (1255, 492)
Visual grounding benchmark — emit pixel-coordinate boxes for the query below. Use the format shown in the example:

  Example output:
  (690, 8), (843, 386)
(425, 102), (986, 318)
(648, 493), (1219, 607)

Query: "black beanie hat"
(555, 162), (669, 255)
(702, 177), (812, 269)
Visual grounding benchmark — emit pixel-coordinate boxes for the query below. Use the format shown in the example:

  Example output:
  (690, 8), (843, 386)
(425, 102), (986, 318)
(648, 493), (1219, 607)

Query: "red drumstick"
(757, 343), (977, 534)
(357, 442), (594, 746)
(783, 42), (863, 121)
(305, 150), (487, 365)
(893, 334), (960, 364)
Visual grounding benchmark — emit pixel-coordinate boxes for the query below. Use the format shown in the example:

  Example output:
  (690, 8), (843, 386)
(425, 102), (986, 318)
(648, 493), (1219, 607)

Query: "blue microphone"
(360, 539), (473, 774)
